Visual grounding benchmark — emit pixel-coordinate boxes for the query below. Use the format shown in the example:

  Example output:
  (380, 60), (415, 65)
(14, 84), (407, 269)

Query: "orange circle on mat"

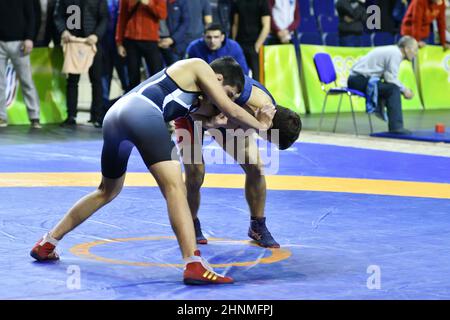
(70, 236), (292, 267)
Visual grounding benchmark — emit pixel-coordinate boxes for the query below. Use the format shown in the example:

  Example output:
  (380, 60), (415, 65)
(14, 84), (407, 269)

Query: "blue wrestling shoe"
(193, 218), (208, 244)
(248, 217), (280, 248)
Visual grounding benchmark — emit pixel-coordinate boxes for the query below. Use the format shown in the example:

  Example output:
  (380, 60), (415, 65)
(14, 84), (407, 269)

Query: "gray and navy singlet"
(101, 69), (200, 178)
(174, 75), (276, 144)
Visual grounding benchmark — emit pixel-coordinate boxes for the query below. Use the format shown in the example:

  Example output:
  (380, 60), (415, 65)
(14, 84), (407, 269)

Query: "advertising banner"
(263, 44), (306, 114)
(6, 47), (66, 124)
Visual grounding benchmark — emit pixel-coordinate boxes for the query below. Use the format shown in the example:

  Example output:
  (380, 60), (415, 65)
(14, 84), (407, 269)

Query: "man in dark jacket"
(33, 0), (59, 47)
(159, 0), (190, 65)
(336, 0), (367, 47)
(54, 0), (108, 127)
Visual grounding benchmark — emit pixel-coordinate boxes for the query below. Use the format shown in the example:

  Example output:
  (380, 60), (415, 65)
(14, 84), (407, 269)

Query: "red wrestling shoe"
(183, 250), (234, 285)
(30, 232), (60, 261)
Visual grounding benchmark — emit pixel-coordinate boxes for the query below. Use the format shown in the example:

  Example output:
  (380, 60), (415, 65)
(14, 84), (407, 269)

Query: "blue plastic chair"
(319, 15), (339, 33)
(297, 15), (319, 33)
(372, 32), (395, 46)
(313, 0), (336, 16)
(298, 0), (312, 16)
(299, 32), (323, 45)
(313, 53), (373, 135)
(361, 33), (373, 47)
(323, 32), (339, 46)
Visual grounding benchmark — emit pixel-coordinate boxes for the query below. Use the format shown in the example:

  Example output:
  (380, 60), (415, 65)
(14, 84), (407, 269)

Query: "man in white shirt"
(347, 36), (418, 134)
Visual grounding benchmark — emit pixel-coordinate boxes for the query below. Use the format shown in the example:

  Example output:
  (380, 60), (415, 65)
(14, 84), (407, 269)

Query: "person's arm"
(23, 0), (36, 54)
(185, 41), (196, 59)
(169, 0), (190, 48)
(116, 0), (129, 47)
(33, 0), (41, 42)
(268, 0), (280, 33)
(140, 0), (167, 20)
(384, 53), (406, 92)
(91, 0), (109, 41)
(409, 0), (425, 44)
(194, 60), (274, 131)
(255, 0), (271, 51)
(436, 3), (448, 49)
(202, 0), (213, 26)
(255, 15), (271, 53)
(231, 13), (239, 40)
(53, 0), (67, 36)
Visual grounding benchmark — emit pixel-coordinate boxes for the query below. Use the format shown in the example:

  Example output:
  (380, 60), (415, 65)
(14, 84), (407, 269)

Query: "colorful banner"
(263, 44), (306, 114)
(7, 47), (67, 124)
(417, 46), (450, 110)
(300, 44), (423, 114)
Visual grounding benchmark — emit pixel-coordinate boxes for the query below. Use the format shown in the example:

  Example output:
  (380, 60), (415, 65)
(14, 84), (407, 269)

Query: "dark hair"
(209, 56), (245, 93)
(268, 105), (302, 150)
(205, 23), (225, 35)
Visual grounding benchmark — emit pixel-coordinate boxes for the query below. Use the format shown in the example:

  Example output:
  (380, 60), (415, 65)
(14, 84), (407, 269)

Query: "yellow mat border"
(1, 172), (450, 199)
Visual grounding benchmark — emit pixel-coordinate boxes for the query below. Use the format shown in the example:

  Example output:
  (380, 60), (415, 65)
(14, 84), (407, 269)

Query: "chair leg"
(317, 92), (329, 133)
(349, 94), (358, 136)
(368, 113), (374, 134)
(333, 94), (343, 133)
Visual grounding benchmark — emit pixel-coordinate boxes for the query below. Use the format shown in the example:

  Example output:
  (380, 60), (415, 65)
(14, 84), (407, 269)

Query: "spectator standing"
(267, 0), (300, 45)
(33, 0), (59, 47)
(0, 0), (41, 128)
(401, 0), (449, 49)
(186, 23), (249, 74)
(116, 0), (167, 90)
(185, 0), (213, 46)
(102, 0), (128, 108)
(336, 0), (367, 47)
(232, 0), (271, 81)
(54, 0), (108, 127)
(159, 0), (190, 66)
(216, 0), (234, 37)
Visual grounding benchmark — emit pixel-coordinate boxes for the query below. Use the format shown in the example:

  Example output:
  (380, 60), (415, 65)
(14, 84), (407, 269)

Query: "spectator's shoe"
(248, 217), (280, 248)
(389, 128), (412, 135)
(30, 232), (59, 262)
(30, 119), (42, 129)
(183, 250), (234, 285)
(0, 118), (8, 127)
(93, 121), (102, 128)
(60, 117), (76, 127)
(193, 218), (207, 244)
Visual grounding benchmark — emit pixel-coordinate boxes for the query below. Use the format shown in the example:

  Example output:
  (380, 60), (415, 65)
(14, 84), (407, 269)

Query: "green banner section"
(263, 44), (306, 114)
(300, 44), (422, 114)
(7, 47), (66, 124)
(417, 46), (450, 110)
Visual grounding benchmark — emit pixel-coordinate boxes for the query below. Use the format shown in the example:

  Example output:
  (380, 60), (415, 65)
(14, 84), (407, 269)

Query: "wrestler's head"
(210, 56), (244, 101)
(267, 105), (302, 150)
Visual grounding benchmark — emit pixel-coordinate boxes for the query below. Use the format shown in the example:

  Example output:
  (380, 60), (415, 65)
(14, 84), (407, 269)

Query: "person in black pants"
(231, 0), (271, 81)
(54, 0), (108, 127)
(347, 36), (418, 134)
(348, 75), (406, 132)
(116, 0), (167, 90)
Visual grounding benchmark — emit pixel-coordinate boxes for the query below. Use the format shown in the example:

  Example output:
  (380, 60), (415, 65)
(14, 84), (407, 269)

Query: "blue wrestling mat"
(1, 132), (450, 300)
(370, 130), (450, 143)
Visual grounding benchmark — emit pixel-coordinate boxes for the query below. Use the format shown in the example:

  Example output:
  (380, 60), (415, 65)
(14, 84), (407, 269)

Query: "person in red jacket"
(401, 0), (450, 49)
(116, 0), (167, 90)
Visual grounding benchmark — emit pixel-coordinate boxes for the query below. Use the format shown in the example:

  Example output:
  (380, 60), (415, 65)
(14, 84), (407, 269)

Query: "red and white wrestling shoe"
(183, 250), (234, 285)
(30, 232), (60, 261)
